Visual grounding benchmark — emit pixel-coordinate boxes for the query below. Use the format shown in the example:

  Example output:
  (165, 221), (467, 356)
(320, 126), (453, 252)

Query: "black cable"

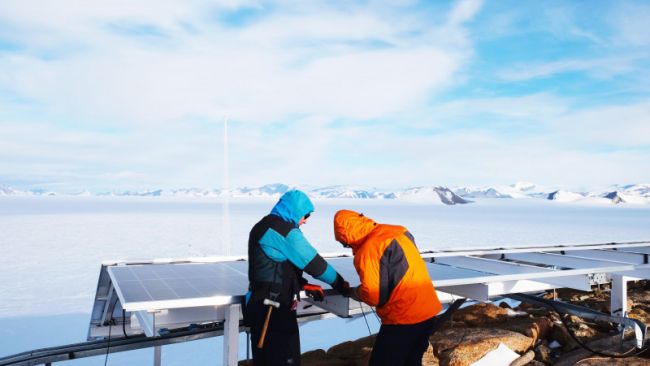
(549, 301), (649, 358)
(370, 306), (381, 324)
(358, 300), (372, 336)
(103, 319), (113, 366)
(122, 309), (129, 339)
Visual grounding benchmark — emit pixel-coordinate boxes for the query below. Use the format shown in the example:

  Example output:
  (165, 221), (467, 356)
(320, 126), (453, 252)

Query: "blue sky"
(0, 0), (649, 193)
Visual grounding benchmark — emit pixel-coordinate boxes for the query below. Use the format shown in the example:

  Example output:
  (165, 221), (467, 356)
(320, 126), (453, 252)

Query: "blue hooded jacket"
(250, 190), (341, 290)
(270, 190), (314, 226)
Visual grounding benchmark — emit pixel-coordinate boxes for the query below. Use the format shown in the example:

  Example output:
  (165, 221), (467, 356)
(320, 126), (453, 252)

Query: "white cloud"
(498, 56), (642, 82)
(0, 1), (468, 126)
(1, 1), (649, 191)
(447, 0), (483, 27)
(612, 1), (650, 47)
(551, 102), (650, 146)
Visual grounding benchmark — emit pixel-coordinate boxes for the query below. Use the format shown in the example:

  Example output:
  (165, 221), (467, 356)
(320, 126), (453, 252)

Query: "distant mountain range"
(1, 182), (649, 205)
(452, 182), (650, 205)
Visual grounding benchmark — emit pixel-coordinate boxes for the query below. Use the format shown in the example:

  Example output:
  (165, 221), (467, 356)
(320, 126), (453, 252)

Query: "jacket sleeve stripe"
(318, 264), (338, 285)
(258, 229), (289, 262)
(282, 229), (318, 269)
(404, 231), (416, 247)
(378, 239), (409, 307)
(303, 254), (328, 278)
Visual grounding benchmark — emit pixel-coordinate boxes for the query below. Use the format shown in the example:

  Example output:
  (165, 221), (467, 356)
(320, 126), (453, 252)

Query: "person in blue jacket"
(245, 190), (349, 365)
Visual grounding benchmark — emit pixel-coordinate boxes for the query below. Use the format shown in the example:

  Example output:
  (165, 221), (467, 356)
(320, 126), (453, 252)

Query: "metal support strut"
(223, 304), (241, 366)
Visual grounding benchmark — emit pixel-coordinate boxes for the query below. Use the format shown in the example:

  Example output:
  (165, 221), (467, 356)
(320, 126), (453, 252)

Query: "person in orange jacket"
(333, 209), (443, 366)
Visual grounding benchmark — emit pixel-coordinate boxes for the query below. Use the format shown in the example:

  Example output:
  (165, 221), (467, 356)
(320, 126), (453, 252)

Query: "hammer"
(257, 298), (280, 349)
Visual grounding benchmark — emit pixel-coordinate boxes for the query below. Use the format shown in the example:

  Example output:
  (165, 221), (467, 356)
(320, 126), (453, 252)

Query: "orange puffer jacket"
(334, 210), (442, 325)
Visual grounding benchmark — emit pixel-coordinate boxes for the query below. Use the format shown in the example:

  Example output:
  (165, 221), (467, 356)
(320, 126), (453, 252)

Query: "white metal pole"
(154, 346), (162, 366)
(223, 304), (240, 366)
(611, 274), (628, 316)
(222, 118), (231, 256)
(153, 312), (161, 366)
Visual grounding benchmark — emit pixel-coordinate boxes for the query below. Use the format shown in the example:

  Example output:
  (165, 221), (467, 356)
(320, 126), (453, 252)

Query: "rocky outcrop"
(486, 315), (551, 344)
(451, 302), (510, 326)
(509, 350), (535, 366)
(570, 357), (650, 365)
(429, 327), (532, 366)
(291, 281), (650, 366)
(298, 334), (375, 366)
(553, 334), (641, 366)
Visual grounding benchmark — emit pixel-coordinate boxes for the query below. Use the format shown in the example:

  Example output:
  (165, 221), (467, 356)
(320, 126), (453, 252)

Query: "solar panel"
(611, 247), (650, 255)
(426, 262), (492, 281)
(108, 261), (249, 311)
(320, 257), (494, 286)
(88, 241), (650, 342)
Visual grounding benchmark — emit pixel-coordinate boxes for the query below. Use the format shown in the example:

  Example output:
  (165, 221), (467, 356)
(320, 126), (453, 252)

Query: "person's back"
(334, 209), (442, 366)
(354, 223), (441, 324)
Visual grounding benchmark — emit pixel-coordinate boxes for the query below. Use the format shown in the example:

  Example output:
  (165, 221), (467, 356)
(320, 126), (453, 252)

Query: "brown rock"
(452, 302), (510, 326)
(438, 320), (466, 331)
(303, 358), (350, 366)
(550, 322), (578, 351)
(422, 344), (440, 366)
(629, 289), (650, 305)
(327, 340), (357, 359)
(508, 350), (534, 366)
(553, 334), (638, 366)
(301, 349), (329, 365)
(628, 307), (650, 325)
(325, 334), (376, 365)
(568, 315), (583, 324)
(552, 288), (591, 301)
(568, 357), (650, 365)
(533, 342), (553, 365)
(429, 327), (532, 366)
(351, 347), (372, 366)
(524, 361), (546, 366)
(352, 334), (376, 349)
(495, 317), (553, 344)
(572, 323), (599, 340)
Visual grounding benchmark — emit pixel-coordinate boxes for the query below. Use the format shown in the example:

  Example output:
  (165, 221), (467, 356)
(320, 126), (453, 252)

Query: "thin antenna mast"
(222, 117), (231, 256)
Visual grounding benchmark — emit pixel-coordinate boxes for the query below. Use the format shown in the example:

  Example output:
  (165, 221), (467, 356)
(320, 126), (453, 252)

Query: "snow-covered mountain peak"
(397, 186), (468, 205)
(547, 190), (585, 202)
(619, 184), (650, 198)
(1, 182), (649, 205)
(231, 183), (291, 198)
(511, 181), (537, 192)
(453, 186), (511, 199)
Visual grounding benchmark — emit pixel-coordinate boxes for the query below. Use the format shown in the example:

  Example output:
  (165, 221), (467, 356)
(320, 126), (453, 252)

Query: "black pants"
(246, 300), (300, 366)
(369, 316), (440, 366)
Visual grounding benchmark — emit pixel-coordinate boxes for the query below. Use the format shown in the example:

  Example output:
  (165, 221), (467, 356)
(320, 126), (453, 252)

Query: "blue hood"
(270, 190), (314, 225)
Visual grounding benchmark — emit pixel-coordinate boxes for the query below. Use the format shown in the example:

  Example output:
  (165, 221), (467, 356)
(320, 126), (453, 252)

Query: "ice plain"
(1, 196), (649, 364)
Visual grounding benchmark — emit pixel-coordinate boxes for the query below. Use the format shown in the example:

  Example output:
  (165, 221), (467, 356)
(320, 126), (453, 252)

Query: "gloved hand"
(340, 281), (351, 297)
(347, 286), (361, 302)
(332, 274), (350, 295)
(303, 283), (325, 302)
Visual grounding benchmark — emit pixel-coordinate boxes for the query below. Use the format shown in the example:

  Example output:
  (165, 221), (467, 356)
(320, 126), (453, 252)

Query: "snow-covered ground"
(1, 196), (649, 364)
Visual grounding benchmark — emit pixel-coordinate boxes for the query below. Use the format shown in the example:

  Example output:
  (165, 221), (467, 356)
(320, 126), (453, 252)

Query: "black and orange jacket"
(334, 210), (442, 325)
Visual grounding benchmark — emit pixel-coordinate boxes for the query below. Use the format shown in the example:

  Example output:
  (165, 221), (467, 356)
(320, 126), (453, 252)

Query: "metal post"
(153, 311), (161, 366)
(154, 346), (161, 366)
(223, 304), (241, 366)
(611, 274), (628, 316)
(246, 330), (250, 361)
